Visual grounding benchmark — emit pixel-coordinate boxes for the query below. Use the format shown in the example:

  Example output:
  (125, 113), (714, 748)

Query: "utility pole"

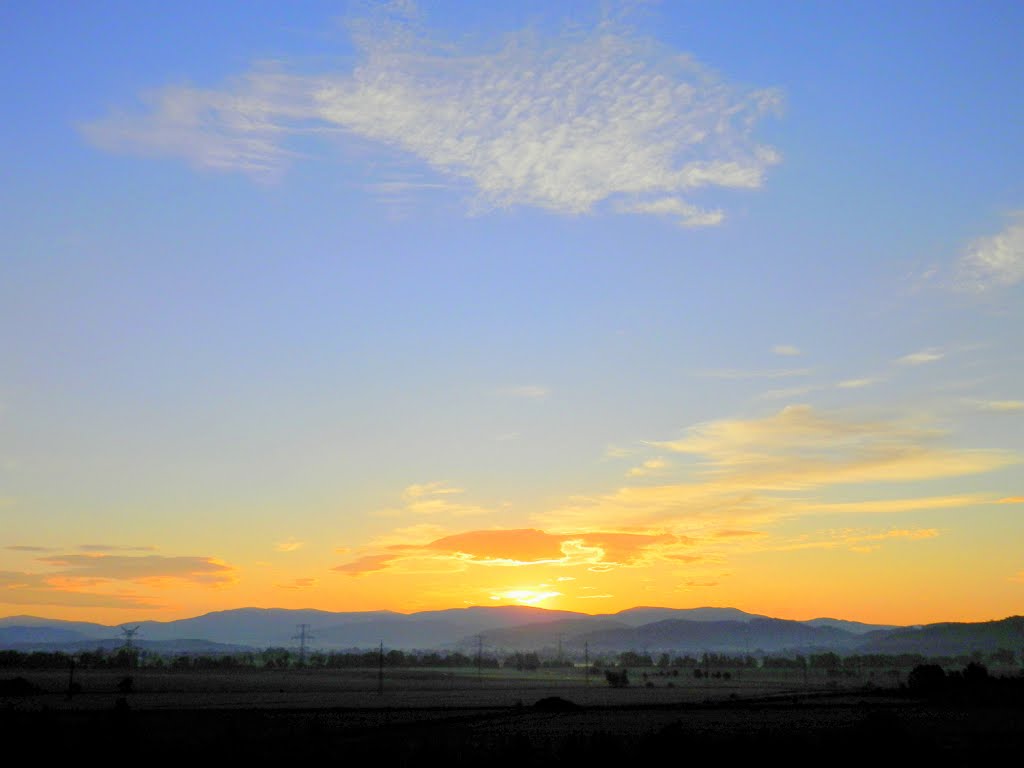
(292, 623), (314, 667)
(584, 641), (590, 687)
(377, 640), (384, 695)
(119, 625), (140, 669)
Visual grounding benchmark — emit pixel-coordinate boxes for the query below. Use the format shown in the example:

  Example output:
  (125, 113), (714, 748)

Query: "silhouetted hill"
(581, 617), (863, 654)
(606, 606), (768, 627)
(2, 608), (1020, 657)
(803, 617), (896, 634)
(476, 617), (630, 651)
(857, 616), (1024, 655)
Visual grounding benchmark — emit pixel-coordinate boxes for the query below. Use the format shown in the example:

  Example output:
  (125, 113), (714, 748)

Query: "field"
(3, 666), (1023, 764)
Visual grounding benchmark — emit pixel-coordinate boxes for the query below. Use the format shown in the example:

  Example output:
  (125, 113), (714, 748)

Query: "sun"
(490, 589), (561, 607)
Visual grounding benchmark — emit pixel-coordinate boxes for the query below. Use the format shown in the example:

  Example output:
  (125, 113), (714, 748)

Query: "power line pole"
(377, 640), (384, 695)
(119, 625), (140, 669)
(292, 623), (314, 667)
(584, 641), (590, 687)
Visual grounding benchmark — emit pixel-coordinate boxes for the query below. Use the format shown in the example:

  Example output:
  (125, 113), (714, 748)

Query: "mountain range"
(1, 606), (1020, 658)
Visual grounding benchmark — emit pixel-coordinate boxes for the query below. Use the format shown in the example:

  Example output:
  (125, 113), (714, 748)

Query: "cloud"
(771, 527), (939, 554)
(974, 400), (1024, 413)
(333, 554), (395, 576)
(837, 377), (881, 389)
(498, 385), (549, 399)
(5, 545), (54, 552)
(997, 496), (1024, 504)
(81, 11), (781, 225)
(627, 457), (668, 477)
(798, 494), (991, 515)
(956, 213), (1024, 291)
(616, 197), (724, 228)
(772, 345), (801, 357)
(274, 537), (304, 552)
(0, 571), (160, 608)
(394, 482), (491, 517)
(35, 554), (234, 585)
(697, 368), (811, 380)
(426, 529), (565, 564)
(277, 577), (317, 589)
(402, 481), (463, 500)
(78, 544), (157, 552)
(896, 348), (944, 366)
(758, 385), (819, 401)
(655, 404), (1012, 490)
(335, 524), (691, 577)
(541, 405), (1016, 533)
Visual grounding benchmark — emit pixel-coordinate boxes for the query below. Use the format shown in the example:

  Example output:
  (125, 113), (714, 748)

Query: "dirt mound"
(532, 696), (581, 711)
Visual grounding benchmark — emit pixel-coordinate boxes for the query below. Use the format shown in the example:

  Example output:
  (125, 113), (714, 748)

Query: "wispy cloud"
(627, 457), (668, 477)
(81, 10), (780, 225)
(972, 399), (1024, 413)
(36, 554), (234, 585)
(374, 482), (492, 518)
(541, 405), (1016, 533)
(274, 537), (304, 552)
(79, 544), (157, 552)
(956, 212), (1024, 292)
(697, 368), (811, 380)
(837, 377), (881, 389)
(277, 577), (317, 589)
(0, 571), (160, 608)
(772, 345), (801, 357)
(758, 385), (818, 401)
(896, 348), (944, 366)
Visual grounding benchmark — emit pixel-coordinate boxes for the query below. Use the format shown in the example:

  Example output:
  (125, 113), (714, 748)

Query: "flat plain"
(3, 666), (1022, 764)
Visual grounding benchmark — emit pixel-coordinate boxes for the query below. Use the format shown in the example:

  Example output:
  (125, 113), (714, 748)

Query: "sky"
(2, 1), (1022, 626)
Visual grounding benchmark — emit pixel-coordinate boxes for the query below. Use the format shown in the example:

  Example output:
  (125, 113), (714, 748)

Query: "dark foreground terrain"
(3, 668), (1022, 765)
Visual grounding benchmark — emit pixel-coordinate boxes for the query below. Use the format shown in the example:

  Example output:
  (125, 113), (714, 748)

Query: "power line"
(292, 623), (314, 666)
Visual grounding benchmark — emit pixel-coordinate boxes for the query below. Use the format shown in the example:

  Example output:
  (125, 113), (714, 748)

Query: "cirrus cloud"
(81, 11), (781, 226)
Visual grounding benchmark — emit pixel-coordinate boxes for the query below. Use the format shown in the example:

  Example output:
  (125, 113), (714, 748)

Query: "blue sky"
(1, 1), (1022, 623)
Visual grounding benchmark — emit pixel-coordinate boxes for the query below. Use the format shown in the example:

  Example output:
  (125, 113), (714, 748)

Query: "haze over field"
(2, 2), (1022, 627)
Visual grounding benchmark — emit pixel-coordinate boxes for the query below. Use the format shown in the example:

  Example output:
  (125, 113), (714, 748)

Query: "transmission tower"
(584, 641), (590, 686)
(292, 623), (314, 666)
(377, 640), (384, 695)
(119, 625), (141, 669)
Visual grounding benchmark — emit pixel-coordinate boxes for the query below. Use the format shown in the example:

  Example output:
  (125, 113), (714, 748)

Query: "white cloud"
(974, 399), (1024, 413)
(896, 348), (944, 366)
(81, 12), (781, 225)
(772, 345), (801, 356)
(837, 377), (881, 389)
(956, 213), (1024, 291)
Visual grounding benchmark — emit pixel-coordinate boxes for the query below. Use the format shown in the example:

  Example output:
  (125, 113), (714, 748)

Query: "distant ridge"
(2, 607), (1020, 657)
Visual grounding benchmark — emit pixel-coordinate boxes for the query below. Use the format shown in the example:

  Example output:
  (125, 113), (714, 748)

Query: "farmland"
(3, 664), (1023, 763)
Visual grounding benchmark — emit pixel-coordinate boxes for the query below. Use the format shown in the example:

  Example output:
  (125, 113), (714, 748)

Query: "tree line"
(0, 646), (1018, 671)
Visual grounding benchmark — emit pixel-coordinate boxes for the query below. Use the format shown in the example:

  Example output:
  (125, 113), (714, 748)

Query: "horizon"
(3, 2), (1022, 629)
(6, 601), (1020, 630)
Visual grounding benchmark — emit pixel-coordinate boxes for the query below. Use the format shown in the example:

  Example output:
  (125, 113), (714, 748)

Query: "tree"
(907, 664), (946, 697)
(605, 669), (630, 688)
